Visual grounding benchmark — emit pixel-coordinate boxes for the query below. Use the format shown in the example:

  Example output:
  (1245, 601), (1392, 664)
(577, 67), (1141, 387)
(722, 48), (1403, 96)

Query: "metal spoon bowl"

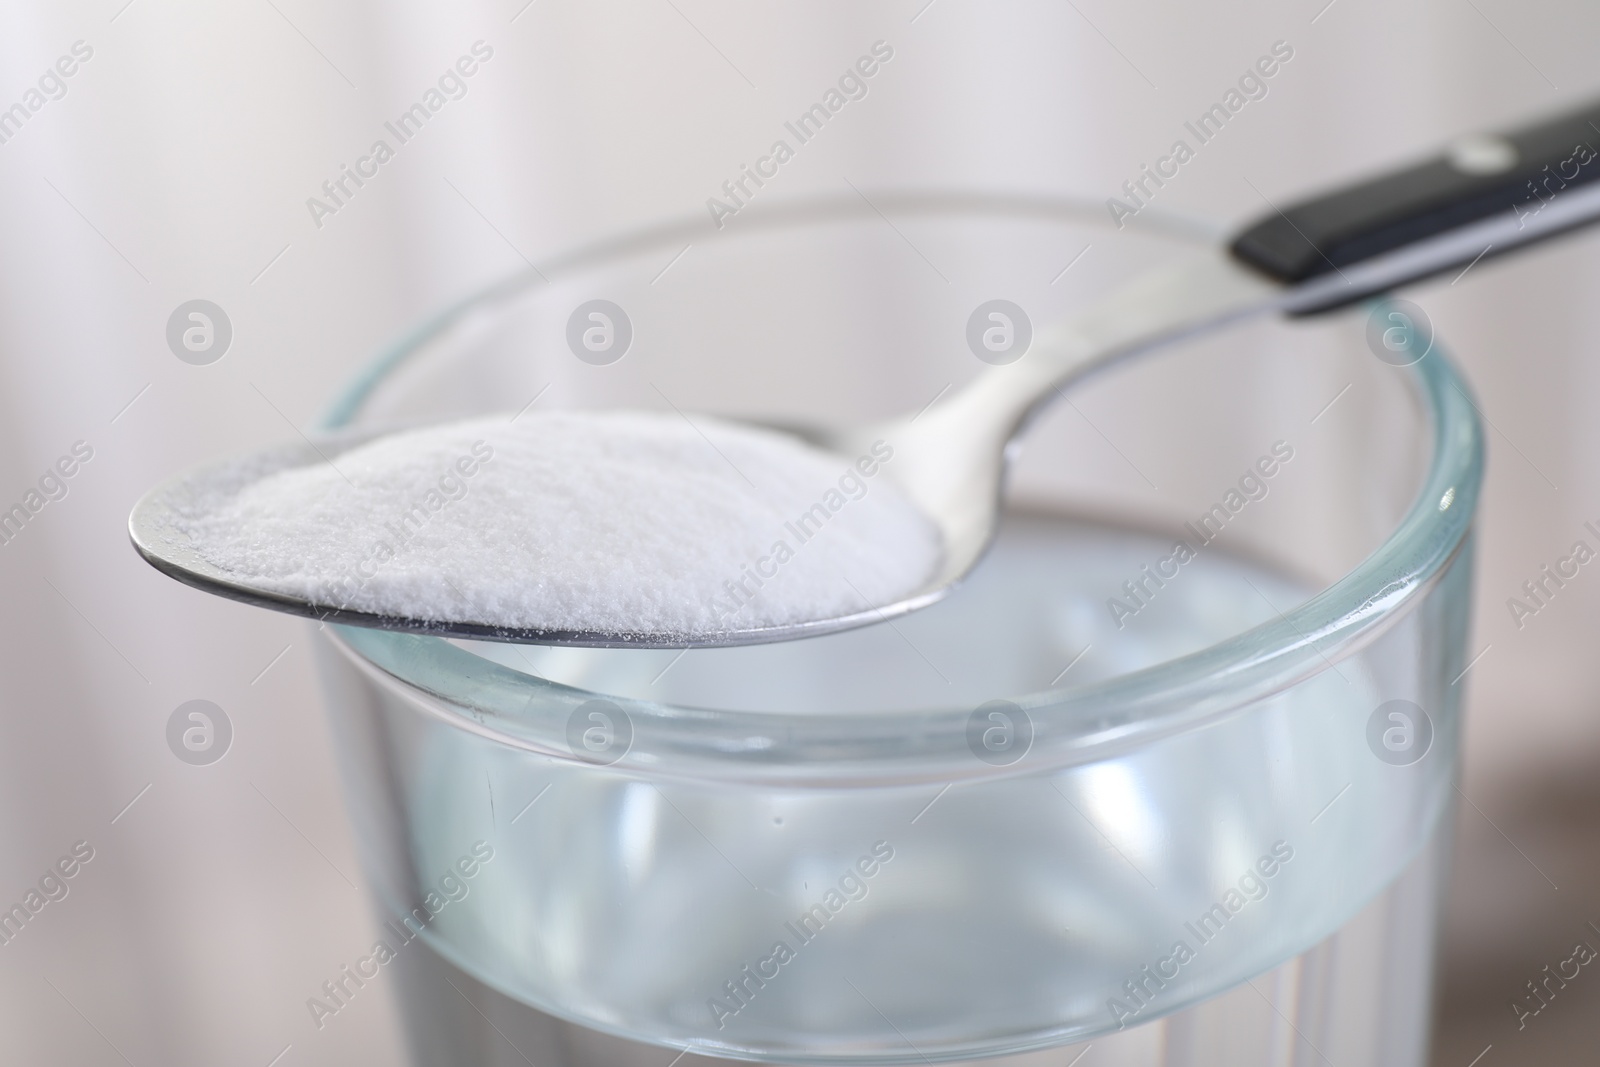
(128, 251), (1286, 648)
(126, 422), (954, 648)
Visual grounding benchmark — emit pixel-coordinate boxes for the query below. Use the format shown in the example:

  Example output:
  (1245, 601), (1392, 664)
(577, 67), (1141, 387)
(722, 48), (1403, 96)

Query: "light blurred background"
(1, 1), (1598, 1064)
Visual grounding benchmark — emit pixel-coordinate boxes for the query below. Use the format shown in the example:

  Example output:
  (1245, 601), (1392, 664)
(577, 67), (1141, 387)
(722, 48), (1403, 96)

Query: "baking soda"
(176, 411), (941, 637)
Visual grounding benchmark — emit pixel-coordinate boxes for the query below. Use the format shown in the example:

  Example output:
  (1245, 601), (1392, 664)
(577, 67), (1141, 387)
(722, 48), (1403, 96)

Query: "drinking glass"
(310, 192), (1481, 1065)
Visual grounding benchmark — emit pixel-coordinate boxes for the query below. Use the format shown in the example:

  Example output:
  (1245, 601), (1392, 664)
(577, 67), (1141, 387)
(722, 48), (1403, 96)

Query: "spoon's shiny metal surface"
(129, 250), (1284, 648)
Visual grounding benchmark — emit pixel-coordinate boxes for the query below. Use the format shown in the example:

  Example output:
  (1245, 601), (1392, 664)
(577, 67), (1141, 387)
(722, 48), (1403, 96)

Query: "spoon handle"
(964, 95), (1600, 439)
(1233, 96), (1600, 313)
(904, 95), (1600, 530)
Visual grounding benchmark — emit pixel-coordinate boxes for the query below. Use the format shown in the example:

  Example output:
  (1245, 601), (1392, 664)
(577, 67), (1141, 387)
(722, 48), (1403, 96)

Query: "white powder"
(176, 411), (942, 638)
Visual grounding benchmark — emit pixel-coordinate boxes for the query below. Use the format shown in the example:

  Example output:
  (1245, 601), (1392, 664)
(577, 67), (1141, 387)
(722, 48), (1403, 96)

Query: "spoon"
(133, 96), (1600, 647)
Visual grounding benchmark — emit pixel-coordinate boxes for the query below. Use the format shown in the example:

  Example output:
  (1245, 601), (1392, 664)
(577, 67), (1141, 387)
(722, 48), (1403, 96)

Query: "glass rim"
(322, 190), (1485, 788)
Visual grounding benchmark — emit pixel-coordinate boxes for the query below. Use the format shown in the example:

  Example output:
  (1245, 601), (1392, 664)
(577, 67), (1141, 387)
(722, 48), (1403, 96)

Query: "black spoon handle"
(1230, 98), (1600, 313)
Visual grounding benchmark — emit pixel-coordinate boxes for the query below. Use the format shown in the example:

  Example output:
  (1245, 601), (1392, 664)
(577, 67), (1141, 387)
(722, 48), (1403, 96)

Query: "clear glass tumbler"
(309, 193), (1482, 1066)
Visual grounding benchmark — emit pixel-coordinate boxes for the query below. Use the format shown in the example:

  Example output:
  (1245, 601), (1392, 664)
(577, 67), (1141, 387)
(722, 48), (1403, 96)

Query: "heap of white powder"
(174, 411), (942, 637)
